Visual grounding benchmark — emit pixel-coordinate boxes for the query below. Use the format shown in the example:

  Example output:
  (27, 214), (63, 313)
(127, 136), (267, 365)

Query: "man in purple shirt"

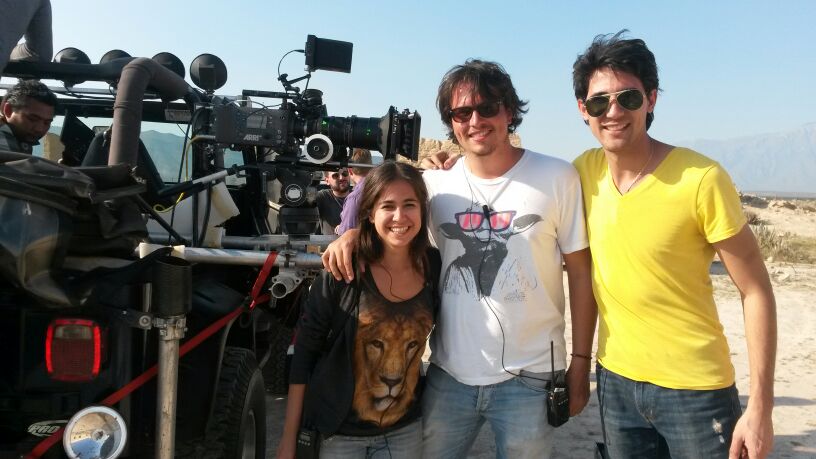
(335, 148), (372, 235)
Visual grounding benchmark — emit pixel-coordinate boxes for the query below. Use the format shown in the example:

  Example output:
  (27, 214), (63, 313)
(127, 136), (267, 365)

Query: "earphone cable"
(464, 164), (550, 384)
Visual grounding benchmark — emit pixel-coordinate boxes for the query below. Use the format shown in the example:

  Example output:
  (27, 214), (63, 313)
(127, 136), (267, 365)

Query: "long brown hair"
(357, 161), (429, 273)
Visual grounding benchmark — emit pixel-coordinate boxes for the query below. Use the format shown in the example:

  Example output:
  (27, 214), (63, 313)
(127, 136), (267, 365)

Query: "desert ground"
(266, 196), (816, 458)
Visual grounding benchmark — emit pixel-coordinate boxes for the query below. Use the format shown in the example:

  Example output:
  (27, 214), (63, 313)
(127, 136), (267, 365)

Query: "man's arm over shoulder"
(419, 150), (461, 170)
(322, 228), (359, 282)
(714, 226), (776, 459)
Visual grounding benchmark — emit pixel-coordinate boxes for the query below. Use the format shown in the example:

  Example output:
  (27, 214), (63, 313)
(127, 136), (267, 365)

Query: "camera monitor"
(60, 112), (95, 165)
(305, 35), (353, 73)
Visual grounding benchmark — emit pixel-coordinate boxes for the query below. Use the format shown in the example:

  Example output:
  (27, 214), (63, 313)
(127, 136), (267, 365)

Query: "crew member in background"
(335, 148), (373, 235)
(315, 168), (350, 235)
(0, 79), (56, 154)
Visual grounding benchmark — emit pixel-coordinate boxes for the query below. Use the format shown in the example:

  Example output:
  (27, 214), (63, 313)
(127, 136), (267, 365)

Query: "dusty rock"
(740, 193), (769, 208)
(417, 134), (522, 165)
(770, 200), (798, 210)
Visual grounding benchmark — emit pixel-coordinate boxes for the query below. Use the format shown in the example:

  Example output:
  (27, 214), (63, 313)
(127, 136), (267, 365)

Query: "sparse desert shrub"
(788, 235), (816, 263)
(751, 223), (797, 262)
(744, 210), (764, 225)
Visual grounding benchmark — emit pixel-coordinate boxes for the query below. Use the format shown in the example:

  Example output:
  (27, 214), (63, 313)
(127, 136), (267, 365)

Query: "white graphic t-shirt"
(423, 150), (587, 385)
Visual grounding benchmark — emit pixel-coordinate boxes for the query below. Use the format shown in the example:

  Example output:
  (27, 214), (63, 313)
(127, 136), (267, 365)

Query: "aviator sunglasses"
(448, 101), (503, 123)
(329, 170), (349, 180)
(583, 88), (644, 117)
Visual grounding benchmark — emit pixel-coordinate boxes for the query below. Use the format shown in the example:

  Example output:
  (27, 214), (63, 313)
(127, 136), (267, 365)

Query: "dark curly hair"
(357, 161), (429, 274)
(572, 30), (659, 129)
(437, 59), (528, 142)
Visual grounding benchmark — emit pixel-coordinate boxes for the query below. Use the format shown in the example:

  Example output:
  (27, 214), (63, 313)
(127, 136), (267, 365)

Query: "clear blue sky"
(7, 0), (815, 161)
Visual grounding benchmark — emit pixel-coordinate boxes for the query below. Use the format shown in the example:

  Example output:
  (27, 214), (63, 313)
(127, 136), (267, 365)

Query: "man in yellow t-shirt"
(572, 32), (776, 458)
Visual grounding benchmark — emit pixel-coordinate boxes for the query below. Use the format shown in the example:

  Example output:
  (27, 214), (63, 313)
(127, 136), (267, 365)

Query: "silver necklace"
(622, 141), (654, 194)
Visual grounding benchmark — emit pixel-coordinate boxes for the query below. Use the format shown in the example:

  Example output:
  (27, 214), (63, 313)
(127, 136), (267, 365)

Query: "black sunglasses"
(583, 89), (644, 117)
(448, 101), (502, 123)
(329, 170), (348, 180)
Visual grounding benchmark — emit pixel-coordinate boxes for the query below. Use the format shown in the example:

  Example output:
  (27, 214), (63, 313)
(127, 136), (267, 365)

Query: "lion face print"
(350, 290), (433, 427)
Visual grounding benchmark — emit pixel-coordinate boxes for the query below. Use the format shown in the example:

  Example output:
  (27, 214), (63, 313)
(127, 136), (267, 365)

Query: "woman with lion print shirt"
(277, 162), (440, 459)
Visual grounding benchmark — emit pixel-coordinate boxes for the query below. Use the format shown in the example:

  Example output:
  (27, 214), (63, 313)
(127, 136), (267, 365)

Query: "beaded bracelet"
(570, 353), (592, 360)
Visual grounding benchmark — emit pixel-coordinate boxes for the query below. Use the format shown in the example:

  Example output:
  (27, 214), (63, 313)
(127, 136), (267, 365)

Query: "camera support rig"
(0, 34), (421, 459)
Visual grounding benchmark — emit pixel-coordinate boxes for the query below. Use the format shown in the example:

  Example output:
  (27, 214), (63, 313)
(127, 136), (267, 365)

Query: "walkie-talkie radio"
(546, 341), (570, 427)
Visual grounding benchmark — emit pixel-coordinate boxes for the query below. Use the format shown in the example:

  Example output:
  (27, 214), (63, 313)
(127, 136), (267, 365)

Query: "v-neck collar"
(605, 147), (676, 198)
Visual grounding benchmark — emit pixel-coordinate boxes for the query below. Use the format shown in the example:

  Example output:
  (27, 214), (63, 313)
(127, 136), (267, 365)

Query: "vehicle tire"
(209, 347), (266, 459)
(263, 320), (293, 394)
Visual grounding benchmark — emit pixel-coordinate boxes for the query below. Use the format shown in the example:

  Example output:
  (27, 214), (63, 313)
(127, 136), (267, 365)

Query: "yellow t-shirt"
(573, 147), (746, 389)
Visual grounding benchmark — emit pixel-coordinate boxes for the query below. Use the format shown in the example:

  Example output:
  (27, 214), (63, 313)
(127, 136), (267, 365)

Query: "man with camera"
(0, 79), (56, 155)
(314, 168), (350, 235)
(322, 59), (597, 459)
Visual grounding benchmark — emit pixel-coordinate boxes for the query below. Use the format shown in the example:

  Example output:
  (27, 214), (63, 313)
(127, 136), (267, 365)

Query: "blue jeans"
(319, 418), (422, 459)
(597, 363), (742, 459)
(422, 363), (557, 459)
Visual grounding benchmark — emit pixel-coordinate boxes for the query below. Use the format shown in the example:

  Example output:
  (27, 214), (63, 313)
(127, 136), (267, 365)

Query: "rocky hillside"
(416, 133), (521, 164)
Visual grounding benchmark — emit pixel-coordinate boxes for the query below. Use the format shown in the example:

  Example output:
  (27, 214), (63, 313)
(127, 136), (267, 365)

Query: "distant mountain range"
(139, 130), (186, 181)
(420, 126), (816, 194)
(37, 122), (816, 194)
(683, 123), (816, 194)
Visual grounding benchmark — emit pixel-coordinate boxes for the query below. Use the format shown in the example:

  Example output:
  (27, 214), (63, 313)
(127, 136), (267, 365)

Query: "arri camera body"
(213, 92), (416, 165)
(188, 35), (420, 234)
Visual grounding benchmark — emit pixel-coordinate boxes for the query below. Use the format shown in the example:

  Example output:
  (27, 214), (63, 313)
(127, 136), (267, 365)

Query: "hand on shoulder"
(321, 228), (360, 282)
(419, 150), (461, 171)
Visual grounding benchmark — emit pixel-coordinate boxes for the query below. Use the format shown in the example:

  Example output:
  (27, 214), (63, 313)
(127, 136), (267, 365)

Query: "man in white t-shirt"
(322, 60), (596, 459)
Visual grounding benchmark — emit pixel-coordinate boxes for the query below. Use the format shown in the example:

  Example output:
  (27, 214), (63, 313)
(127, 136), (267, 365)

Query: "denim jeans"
(596, 363), (742, 459)
(319, 418), (422, 459)
(422, 363), (558, 459)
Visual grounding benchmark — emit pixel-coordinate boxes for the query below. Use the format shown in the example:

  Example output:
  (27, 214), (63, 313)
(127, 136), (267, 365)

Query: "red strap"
(249, 251), (278, 310)
(27, 251), (278, 458)
(26, 293), (254, 457)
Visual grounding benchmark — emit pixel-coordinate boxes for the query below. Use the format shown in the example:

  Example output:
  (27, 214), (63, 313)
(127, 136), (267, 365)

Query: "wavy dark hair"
(357, 161), (429, 273)
(1, 79), (57, 111)
(437, 59), (528, 142)
(572, 30), (659, 129)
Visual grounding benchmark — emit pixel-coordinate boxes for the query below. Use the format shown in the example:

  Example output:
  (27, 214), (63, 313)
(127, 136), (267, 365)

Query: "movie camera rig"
(6, 34), (420, 234)
(0, 35), (421, 458)
(2, 33), (422, 302)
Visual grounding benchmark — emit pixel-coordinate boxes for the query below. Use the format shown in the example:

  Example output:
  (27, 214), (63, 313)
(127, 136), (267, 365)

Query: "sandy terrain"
(266, 198), (816, 458)
(742, 197), (816, 239)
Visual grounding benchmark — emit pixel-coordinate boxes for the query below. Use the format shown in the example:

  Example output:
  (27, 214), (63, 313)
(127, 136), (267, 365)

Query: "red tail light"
(45, 319), (103, 382)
